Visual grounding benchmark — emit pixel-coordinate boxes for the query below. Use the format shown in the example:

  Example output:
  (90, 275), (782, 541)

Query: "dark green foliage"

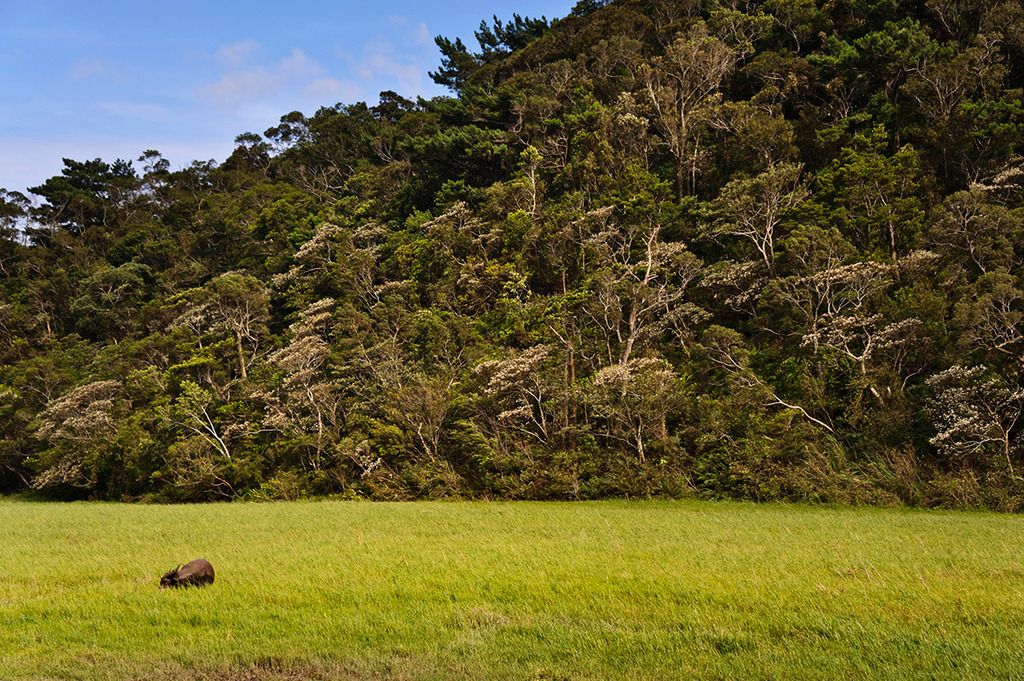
(430, 14), (550, 92)
(2, 0), (1024, 506)
(28, 158), (137, 236)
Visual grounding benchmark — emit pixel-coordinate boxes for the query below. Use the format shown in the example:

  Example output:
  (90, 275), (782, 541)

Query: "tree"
(430, 37), (479, 92)
(795, 252), (938, 407)
(701, 325), (835, 433)
(762, 224), (867, 341)
(29, 158), (137, 235)
(643, 22), (736, 198)
(263, 298), (343, 470)
(0, 189), (29, 277)
(473, 345), (557, 446)
(903, 30), (1010, 185)
(177, 273), (270, 380)
(927, 187), (1024, 275)
(70, 263), (151, 340)
(954, 271), (1024, 364)
(927, 365), (1024, 479)
(814, 128), (926, 261)
(32, 380), (124, 490)
(582, 204), (702, 365)
(704, 162), (808, 275)
(571, 0), (610, 17)
(0, 383), (26, 490)
(709, 7), (773, 61)
(430, 14), (549, 91)
(762, 0), (826, 52)
(164, 380), (233, 461)
(588, 357), (680, 463)
(474, 14), (550, 61)
(272, 222), (357, 298)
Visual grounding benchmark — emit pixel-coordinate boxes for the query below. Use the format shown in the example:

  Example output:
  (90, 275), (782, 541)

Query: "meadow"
(1, 499), (1023, 680)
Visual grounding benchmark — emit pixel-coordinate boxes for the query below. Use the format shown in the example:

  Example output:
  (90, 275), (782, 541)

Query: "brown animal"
(160, 558), (215, 588)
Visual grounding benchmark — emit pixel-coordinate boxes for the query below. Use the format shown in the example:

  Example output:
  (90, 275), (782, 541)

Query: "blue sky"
(0, 0), (575, 194)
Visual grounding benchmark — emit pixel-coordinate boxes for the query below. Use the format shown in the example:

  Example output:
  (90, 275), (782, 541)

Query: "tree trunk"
(235, 331), (247, 380)
(1004, 433), (1018, 480)
(636, 418), (646, 465)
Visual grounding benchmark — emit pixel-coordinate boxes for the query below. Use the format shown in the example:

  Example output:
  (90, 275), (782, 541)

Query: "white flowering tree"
(698, 259), (767, 318)
(790, 251), (938, 407)
(33, 379), (124, 489)
(588, 357), (680, 463)
(582, 207), (702, 365)
(927, 365), (1024, 479)
(272, 222), (362, 297)
(473, 345), (556, 446)
(263, 298), (343, 470)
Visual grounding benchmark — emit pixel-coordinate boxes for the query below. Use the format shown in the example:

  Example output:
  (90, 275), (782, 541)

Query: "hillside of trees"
(2, 0), (1023, 506)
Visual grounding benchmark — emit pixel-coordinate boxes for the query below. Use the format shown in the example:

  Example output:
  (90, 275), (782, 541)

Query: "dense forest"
(1, 0), (1023, 506)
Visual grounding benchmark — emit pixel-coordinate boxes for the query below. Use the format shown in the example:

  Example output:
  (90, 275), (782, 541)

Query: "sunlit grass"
(2, 499), (1023, 679)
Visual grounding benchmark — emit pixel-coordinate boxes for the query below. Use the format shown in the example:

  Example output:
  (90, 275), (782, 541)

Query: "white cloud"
(384, 14), (431, 44)
(69, 57), (127, 81)
(413, 22), (432, 47)
(97, 100), (173, 123)
(199, 66), (281, 106)
(191, 24), (443, 129)
(198, 47), (355, 110)
(354, 40), (424, 93)
(215, 39), (260, 66)
(304, 77), (361, 101)
(277, 49), (323, 80)
(340, 21), (440, 99)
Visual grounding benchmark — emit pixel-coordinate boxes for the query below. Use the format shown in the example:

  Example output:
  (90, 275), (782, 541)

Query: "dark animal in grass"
(160, 558), (215, 588)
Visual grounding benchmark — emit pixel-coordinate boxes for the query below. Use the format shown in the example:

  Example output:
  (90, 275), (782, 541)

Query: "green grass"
(2, 500), (1023, 680)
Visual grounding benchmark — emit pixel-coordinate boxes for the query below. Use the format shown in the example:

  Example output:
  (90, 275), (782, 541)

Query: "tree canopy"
(2, 0), (1024, 507)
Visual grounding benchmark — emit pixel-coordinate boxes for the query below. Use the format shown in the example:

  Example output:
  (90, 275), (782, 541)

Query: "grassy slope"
(1, 500), (1023, 680)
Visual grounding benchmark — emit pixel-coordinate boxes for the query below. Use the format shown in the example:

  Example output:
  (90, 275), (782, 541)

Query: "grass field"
(1, 499), (1023, 680)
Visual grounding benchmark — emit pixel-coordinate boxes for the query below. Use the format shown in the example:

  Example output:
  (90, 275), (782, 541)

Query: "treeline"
(1, 0), (1023, 506)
